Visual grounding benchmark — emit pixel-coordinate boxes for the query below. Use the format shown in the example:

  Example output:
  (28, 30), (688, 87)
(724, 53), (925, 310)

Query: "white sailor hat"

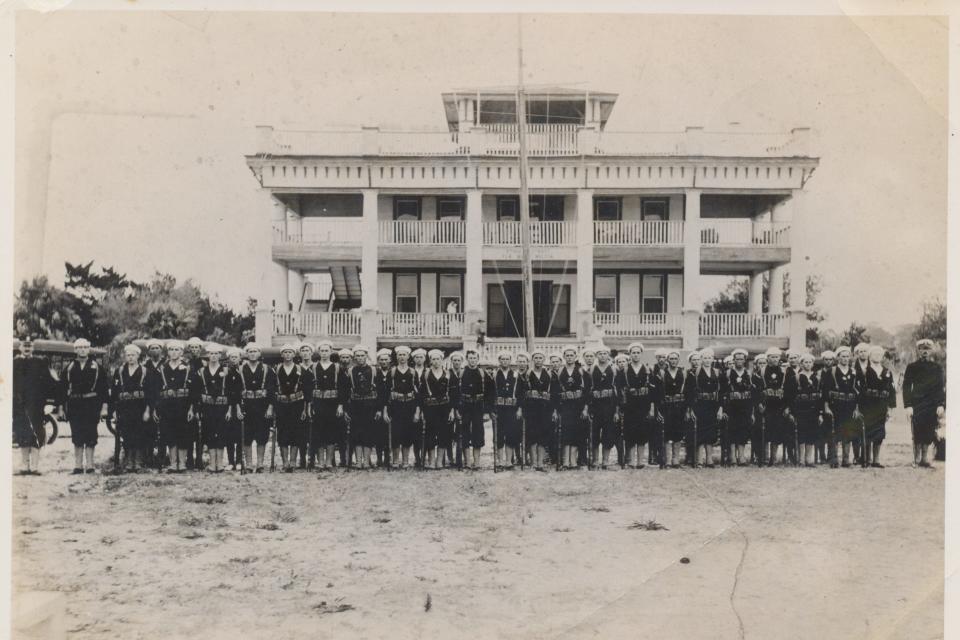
(549, 352), (563, 361)
(869, 345), (886, 358)
(315, 339), (333, 350)
(666, 349), (680, 358)
(785, 349), (800, 359)
(731, 348), (749, 357)
(352, 344), (369, 354)
(145, 338), (163, 349)
(723, 355), (734, 364)
(530, 348), (546, 358)
(166, 339), (184, 350)
(627, 342), (645, 353)
(687, 351), (701, 362)
(376, 348), (392, 358)
(226, 346), (243, 357)
(655, 348), (668, 358)
(123, 344), (141, 356)
(412, 348), (427, 358)
(338, 348), (353, 357)
(700, 348), (715, 358)
(562, 345), (578, 355)
(581, 347), (596, 357)
(821, 350), (836, 359)
(916, 338), (935, 349)
(280, 343), (298, 354)
(395, 345), (411, 355)
(205, 343), (225, 354)
(298, 342), (314, 352)
(497, 350), (514, 360)
(800, 352), (815, 364)
(428, 349), (445, 360)
(853, 342), (870, 354)
(753, 353), (766, 362)
(244, 342), (262, 353)
(186, 337), (204, 347)
(764, 347), (782, 357)
(73, 338), (91, 348)
(595, 345), (611, 354)
(835, 346), (852, 357)
(449, 351), (464, 360)
(515, 351), (530, 360)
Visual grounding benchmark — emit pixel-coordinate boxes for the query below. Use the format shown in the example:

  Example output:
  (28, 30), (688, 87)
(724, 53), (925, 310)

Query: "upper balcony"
(257, 124), (812, 160)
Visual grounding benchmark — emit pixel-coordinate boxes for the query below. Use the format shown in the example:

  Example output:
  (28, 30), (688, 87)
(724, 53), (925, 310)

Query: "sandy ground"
(12, 407), (943, 640)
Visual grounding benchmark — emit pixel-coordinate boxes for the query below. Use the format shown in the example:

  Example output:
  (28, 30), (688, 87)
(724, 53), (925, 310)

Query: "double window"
(496, 195), (564, 221)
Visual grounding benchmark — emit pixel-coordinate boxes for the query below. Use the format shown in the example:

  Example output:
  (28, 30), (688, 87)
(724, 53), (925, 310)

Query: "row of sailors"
(23, 333), (942, 475)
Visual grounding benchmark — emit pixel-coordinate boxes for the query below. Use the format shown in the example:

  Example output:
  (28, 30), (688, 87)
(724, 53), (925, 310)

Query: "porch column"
(288, 269), (305, 313)
(682, 188), (702, 350)
(748, 271), (764, 314)
(256, 198), (292, 345)
(360, 189), (380, 349)
(768, 198), (790, 315)
(576, 189), (595, 342)
(464, 190), (483, 343)
(786, 190), (807, 350)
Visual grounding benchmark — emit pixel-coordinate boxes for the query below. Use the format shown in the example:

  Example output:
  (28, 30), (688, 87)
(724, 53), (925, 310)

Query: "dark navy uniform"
(493, 368), (522, 449)
(761, 366), (790, 445)
(519, 368), (557, 446)
(274, 363), (313, 448)
(61, 358), (108, 447)
(155, 361), (193, 449)
(822, 365), (861, 443)
(902, 358), (945, 446)
(110, 364), (152, 454)
(588, 364), (619, 448)
(420, 369), (452, 450)
(659, 367), (687, 443)
(190, 364), (242, 448)
(724, 367), (757, 446)
(374, 367), (393, 450)
(785, 371), (823, 445)
(310, 362), (346, 447)
(557, 365), (590, 447)
(685, 367), (724, 447)
(858, 365), (896, 443)
(347, 364), (380, 449)
(387, 366), (420, 448)
(457, 366), (493, 449)
(616, 363), (656, 447)
(13, 354), (57, 448)
(239, 361), (277, 446)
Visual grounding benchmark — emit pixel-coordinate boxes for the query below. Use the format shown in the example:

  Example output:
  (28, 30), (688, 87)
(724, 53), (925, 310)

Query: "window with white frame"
(437, 198), (464, 220)
(641, 275), (666, 314)
(594, 275), (618, 313)
(438, 274), (462, 314)
(394, 274), (419, 313)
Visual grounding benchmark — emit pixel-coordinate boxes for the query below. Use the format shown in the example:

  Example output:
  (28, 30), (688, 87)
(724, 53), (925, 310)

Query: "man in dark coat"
(12, 336), (58, 475)
(902, 339), (946, 468)
(110, 343), (153, 472)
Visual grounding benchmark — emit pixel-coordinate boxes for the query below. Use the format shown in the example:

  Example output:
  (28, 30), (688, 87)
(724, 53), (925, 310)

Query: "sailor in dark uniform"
(685, 348), (725, 467)
(785, 353), (823, 467)
(110, 344), (153, 472)
(814, 350), (836, 464)
(557, 346), (590, 469)
(821, 346), (861, 467)
(420, 349), (454, 469)
(493, 351), (522, 469)
(12, 336), (57, 475)
(902, 339), (946, 468)
(153, 340), (192, 472)
(238, 343), (277, 473)
(749, 353), (767, 464)
(387, 345), (421, 468)
(346, 345), (380, 469)
(372, 348), (394, 467)
(724, 348), (757, 466)
(616, 342), (657, 469)
(588, 346), (620, 469)
(519, 349), (557, 471)
(851, 341), (873, 462)
(222, 347), (246, 470)
(184, 336), (206, 469)
(458, 349), (493, 470)
(61, 338), (109, 474)
(140, 338), (167, 467)
(143, 338), (166, 373)
(761, 348), (789, 465)
(658, 350), (686, 468)
(273, 343), (314, 472)
(189, 343), (243, 472)
(858, 345), (896, 468)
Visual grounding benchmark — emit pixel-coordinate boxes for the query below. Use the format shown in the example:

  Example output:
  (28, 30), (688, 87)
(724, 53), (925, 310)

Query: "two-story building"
(246, 87), (817, 360)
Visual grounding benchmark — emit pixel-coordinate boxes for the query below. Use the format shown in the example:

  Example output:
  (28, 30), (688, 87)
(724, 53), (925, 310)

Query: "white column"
(576, 189), (595, 341)
(768, 197), (791, 314)
(288, 269), (305, 312)
(787, 190), (807, 349)
(748, 271), (764, 314)
(360, 189), (379, 348)
(465, 190), (483, 339)
(257, 197), (291, 345)
(682, 189), (702, 349)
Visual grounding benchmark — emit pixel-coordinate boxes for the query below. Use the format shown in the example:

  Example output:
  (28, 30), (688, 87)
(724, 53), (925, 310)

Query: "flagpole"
(517, 15), (536, 353)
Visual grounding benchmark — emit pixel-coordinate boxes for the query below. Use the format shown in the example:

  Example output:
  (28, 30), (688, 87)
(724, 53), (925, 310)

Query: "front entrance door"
(488, 281), (570, 338)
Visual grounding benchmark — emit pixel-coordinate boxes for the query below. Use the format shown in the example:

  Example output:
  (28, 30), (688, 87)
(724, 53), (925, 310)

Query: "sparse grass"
(185, 495), (226, 505)
(373, 517), (391, 523)
(582, 506), (610, 513)
(628, 519), (668, 531)
(257, 522), (280, 531)
(229, 556), (258, 564)
(424, 594), (432, 612)
(178, 515), (203, 528)
(275, 510), (298, 523)
(313, 599), (355, 615)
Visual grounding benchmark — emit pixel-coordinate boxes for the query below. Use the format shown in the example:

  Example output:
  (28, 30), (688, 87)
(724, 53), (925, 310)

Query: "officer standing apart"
(13, 336), (58, 475)
(902, 339), (946, 468)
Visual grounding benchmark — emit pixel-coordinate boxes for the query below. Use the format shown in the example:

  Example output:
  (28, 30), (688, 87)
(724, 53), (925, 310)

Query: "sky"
(13, 11), (948, 331)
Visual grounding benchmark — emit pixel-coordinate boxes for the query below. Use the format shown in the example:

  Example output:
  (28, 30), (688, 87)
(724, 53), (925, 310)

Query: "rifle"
(757, 410), (765, 468)
(269, 416), (277, 472)
(597, 415), (604, 470)
(618, 411), (626, 470)
(156, 410), (163, 474)
(109, 415), (122, 474)
(587, 412), (594, 470)
(859, 414), (868, 468)
(343, 412), (352, 470)
(419, 411), (427, 470)
(239, 408), (247, 475)
(520, 414), (527, 471)
(556, 411), (563, 471)
(386, 411), (393, 471)
(721, 412), (730, 467)
(792, 413), (800, 467)
(455, 411), (464, 471)
(492, 412), (499, 473)
(828, 411), (838, 468)
(196, 410), (205, 471)
(659, 412), (667, 470)
(306, 410), (314, 471)
(909, 413), (917, 466)
(689, 411), (698, 468)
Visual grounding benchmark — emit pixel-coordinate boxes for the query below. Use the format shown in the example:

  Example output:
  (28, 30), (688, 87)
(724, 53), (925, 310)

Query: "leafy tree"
(14, 276), (85, 340)
(838, 322), (869, 347)
(914, 298), (946, 346)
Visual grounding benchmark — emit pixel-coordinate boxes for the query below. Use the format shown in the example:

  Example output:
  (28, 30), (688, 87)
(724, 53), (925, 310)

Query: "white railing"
(476, 339), (572, 362)
(593, 313), (683, 337)
(699, 313), (789, 337)
(482, 123), (580, 157)
(378, 131), (469, 156)
(273, 312), (361, 337)
(273, 218), (363, 244)
(378, 313), (465, 338)
(699, 220), (791, 246)
(482, 221), (576, 246)
(593, 220), (685, 245)
(378, 220), (466, 245)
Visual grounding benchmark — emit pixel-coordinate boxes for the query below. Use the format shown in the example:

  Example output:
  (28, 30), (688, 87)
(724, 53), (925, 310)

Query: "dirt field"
(12, 407), (944, 640)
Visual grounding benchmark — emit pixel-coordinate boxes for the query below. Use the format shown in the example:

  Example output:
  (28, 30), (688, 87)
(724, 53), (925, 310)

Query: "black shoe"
(706, 464), (717, 469)
(85, 468), (95, 474)
(918, 461), (933, 468)
(870, 462), (885, 469)
(29, 470), (42, 476)
(841, 461), (851, 468)
(14, 470), (28, 476)
(71, 468), (83, 475)
(255, 467), (264, 473)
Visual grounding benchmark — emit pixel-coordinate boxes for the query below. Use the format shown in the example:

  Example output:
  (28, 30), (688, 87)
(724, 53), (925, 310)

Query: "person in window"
(857, 345), (896, 468)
